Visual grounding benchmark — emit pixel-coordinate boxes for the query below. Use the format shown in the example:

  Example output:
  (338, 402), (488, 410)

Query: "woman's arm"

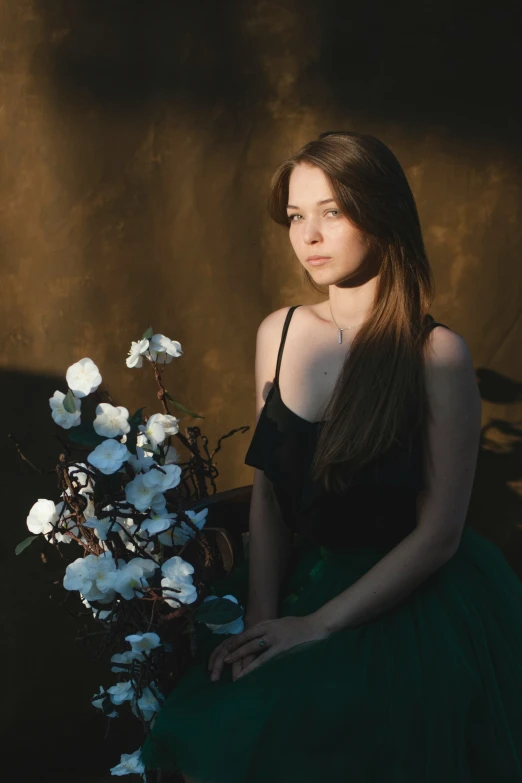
(244, 470), (292, 623)
(244, 308), (294, 622)
(311, 326), (482, 635)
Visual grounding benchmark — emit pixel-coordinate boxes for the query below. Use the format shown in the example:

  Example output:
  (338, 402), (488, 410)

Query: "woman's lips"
(306, 256), (331, 266)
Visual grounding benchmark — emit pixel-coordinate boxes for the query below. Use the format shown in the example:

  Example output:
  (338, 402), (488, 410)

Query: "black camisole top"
(244, 305), (449, 549)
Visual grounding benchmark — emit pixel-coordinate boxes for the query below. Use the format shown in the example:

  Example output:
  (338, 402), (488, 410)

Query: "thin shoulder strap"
(426, 314), (449, 331)
(274, 305), (301, 385)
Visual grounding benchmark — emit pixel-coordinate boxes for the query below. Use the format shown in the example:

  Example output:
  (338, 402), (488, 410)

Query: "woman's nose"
(303, 220), (322, 244)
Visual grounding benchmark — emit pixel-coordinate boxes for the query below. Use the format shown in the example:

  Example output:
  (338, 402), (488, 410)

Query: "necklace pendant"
(338, 328), (343, 344)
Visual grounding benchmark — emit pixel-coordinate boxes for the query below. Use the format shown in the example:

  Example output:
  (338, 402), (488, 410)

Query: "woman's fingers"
(208, 636), (234, 669)
(233, 653), (256, 681)
(225, 639), (268, 664)
(208, 641), (260, 682)
(207, 626), (271, 682)
(207, 641), (224, 670)
(209, 643), (232, 681)
(208, 639), (233, 676)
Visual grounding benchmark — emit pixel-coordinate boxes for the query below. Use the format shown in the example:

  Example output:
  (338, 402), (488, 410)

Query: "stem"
(7, 433), (51, 474)
(148, 355), (170, 416)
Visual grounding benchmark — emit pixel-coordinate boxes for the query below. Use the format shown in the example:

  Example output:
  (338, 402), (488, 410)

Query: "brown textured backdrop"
(2, 1), (522, 778)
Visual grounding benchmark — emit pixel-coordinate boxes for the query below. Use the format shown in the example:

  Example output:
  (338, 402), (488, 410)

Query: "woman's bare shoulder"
(258, 302), (325, 333)
(258, 305), (295, 333)
(426, 324), (467, 361)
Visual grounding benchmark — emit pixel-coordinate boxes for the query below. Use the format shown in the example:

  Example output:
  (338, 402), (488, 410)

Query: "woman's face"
(286, 163), (373, 283)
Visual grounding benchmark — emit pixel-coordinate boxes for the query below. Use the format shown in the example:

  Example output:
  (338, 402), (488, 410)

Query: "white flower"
(140, 509), (177, 537)
(111, 650), (144, 673)
(63, 552), (117, 603)
(126, 465), (178, 510)
(164, 445), (180, 464)
(124, 474), (158, 512)
(64, 558), (94, 594)
(157, 530), (176, 547)
(126, 338), (150, 369)
(92, 687), (118, 718)
(150, 492), (167, 512)
(110, 749), (145, 777)
(112, 557), (158, 600)
(161, 555), (198, 608)
(88, 439), (129, 475)
(93, 403), (131, 439)
(126, 446), (156, 475)
(138, 418), (167, 450)
(148, 334), (182, 365)
(125, 632), (161, 652)
(133, 686), (163, 721)
(203, 594), (245, 635)
(85, 551), (118, 593)
(26, 499), (58, 536)
(49, 390), (81, 429)
(66, 358), (102, 398)
(158, 508), (208, 547)
(143, 464), (182, 493)
(82, 516), (115, 541)
(161, 555), (194, 581)
(138, 413), (180, 450)
(161, 576), (198, 607)
(107, 681), (134, 705)
(148, 413), (179, 437)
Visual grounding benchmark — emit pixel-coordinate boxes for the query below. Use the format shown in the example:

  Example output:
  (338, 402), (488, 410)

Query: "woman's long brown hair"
(267, 131), (437, 494)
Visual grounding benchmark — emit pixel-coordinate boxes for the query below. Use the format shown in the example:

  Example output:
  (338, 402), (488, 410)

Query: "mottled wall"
(2, 0), (522, 778)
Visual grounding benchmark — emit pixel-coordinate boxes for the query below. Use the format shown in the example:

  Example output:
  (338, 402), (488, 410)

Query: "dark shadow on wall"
(2, 368), (140, 779)
(34, 0), (261, 110)
(35, 0), (522, 145)
(470, 368), (522, 578)
(310, 0), (522, 147)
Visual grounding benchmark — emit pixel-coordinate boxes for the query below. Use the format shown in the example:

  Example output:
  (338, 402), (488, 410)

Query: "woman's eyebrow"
(286, 198), (337, 209)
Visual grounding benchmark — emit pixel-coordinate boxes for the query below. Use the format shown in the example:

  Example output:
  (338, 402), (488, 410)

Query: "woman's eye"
(288, 209), (341, 223)
(288, 210), (339, 222)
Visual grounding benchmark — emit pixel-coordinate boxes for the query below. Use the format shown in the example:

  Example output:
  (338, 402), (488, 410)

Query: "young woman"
(141, 132), (522, 782)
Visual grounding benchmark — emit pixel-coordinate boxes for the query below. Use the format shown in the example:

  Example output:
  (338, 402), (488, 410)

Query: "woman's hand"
(223, 614), (330, 680)
(207, 615), (274, 683)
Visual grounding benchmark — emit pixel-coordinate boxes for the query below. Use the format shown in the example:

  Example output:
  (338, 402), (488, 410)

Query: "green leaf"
(193, 597), (243, 625)
(63, 389), (77, 414)
(164, 391), (204, 419)
(67, 421), (106, 448)
(129, 407), (146, 426)
(142, 327), (154, 340)
(126, 407), (146, 456)
(15, 535), (39, 555)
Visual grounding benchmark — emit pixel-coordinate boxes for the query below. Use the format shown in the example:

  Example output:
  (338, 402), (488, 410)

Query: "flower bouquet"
(14, 327), (249, 780)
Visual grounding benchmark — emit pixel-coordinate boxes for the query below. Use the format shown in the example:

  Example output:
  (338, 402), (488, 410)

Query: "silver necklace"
(328, 301), (364, 344)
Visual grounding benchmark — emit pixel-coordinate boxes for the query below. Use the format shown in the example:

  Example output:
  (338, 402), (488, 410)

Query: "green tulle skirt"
(141, 525), (522, 782)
